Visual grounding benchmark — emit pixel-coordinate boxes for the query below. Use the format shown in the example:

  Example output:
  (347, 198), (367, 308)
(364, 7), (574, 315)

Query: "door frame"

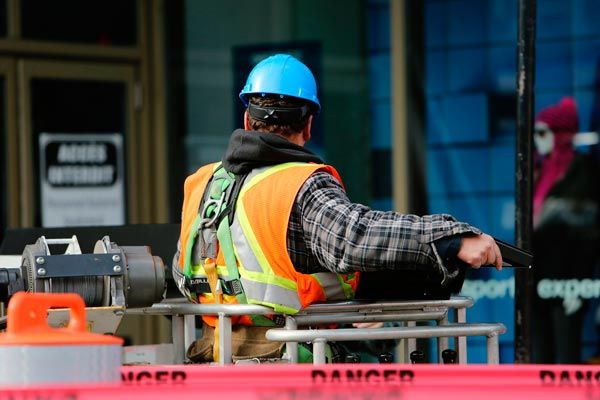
(0, 57), (17, 228)
(17, 60), (139, 226)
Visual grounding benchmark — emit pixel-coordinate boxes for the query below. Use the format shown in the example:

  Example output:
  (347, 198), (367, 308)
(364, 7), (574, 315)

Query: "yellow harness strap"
(204, 258), (222, 362)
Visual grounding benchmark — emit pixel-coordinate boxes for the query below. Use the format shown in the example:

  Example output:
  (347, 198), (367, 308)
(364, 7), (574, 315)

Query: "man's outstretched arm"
(297, 171), (502, 275)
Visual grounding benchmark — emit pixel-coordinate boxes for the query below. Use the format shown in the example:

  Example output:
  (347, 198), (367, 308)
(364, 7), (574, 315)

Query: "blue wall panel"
(573, 0), (600, 37)
(426, 98), (445, 142)
(448, 48), (487, 92)
(489, 46), (516, 92)
(368, 53), (391, 101)
(487, 0), (517, 43)
(445, 94), (489, 143)
(427, 147), (489, 195)
(425, 0), (447, 48)
(370, 198), (393, 212)
(370, 102), (391, 149)
(489, 144), (515, 192)
(367, 0), (391, 210)
(536, 42), (572, 91)
(575, 90), (594, 132)
(367, 6), (390, 51)
(573, 39), (600, 89)
(491, 195), (516, 242)
(535, 92), (565, 115)
(429, 195), (491, 232)
(428, 95), (489, 145)
(447, 0), (487, 46)
(426, 50), (447, 96)
(537, 0), (571, 39)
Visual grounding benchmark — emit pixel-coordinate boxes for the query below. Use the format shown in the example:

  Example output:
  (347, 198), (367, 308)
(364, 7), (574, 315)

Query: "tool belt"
(186, 324), (350, 364)
(187, 324), (285, 363)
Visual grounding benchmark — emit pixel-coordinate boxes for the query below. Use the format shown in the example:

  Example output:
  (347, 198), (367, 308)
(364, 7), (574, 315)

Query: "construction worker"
(172, 54), (502, 363)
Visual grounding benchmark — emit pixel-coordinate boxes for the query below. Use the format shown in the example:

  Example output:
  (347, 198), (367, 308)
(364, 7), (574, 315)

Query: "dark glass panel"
(0, 79), (5, 244)
(21, 0), (136, 46)
(31, 78), (127, 225)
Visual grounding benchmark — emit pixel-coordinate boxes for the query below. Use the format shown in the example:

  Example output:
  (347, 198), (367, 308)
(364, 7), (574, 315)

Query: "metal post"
(284, 316), (298, 363)
(515, 0), (536, 364)
(437, 314), (449, 363)
(171, 315), (185, 364)
(312, 339), (327, 365)
(405, 321), (417, 362)
(183, 314), (196, 354)
(487, 334), (500, 364)
(456, 307), (467, 364)
(218, 312), (232, 365)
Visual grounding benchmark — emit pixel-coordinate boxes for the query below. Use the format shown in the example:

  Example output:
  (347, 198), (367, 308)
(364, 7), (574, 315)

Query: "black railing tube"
(514, 0), (536, 364)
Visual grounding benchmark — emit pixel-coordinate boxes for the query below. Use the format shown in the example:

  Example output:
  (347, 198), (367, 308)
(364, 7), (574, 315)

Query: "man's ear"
(302, 115), (313, 143)
(244, 110), (251, 130)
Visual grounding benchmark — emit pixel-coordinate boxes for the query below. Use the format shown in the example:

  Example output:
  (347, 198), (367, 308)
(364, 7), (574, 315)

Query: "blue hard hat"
(239, 54), (321, 112)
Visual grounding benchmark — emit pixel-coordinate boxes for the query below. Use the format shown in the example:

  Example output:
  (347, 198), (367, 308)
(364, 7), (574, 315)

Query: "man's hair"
(247, 95), (313, 136)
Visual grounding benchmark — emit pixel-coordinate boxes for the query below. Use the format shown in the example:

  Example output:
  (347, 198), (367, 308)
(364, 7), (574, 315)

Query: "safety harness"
(186, 165), (246, 361)
(185, 164), (247, 304)
(185, 165), (289, 360)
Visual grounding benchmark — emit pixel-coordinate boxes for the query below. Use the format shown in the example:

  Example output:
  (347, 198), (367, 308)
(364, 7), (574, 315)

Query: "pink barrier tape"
(2, 365), (600, 400)
(118, 364), (600, 387)
(1, 383), (599, 400)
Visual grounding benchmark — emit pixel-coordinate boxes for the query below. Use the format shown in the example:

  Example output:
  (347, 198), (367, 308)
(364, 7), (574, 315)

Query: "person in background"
(531, 97), (600, 364)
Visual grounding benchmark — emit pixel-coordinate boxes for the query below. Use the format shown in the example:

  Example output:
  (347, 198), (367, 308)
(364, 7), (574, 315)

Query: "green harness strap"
(205, 168), (276, 326)
(216, 214), (246, 304)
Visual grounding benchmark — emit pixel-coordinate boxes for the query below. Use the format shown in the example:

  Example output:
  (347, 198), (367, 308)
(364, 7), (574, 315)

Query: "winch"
(0, 235), (166, 331)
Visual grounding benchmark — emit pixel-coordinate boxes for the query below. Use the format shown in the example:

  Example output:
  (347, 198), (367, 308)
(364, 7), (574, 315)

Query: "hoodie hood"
(222, 129), (323, 174)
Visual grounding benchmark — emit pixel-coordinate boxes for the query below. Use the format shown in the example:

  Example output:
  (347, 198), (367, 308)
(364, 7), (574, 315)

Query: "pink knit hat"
(535, 96), (579, 135)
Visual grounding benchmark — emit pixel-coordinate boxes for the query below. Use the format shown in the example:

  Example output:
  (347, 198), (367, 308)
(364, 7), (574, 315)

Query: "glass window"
(0, 0), (7, 38)
(21, 0), (136, 46)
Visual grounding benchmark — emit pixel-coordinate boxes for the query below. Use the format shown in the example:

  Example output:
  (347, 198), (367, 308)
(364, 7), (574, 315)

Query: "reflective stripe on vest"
(179, 161), (359, 317)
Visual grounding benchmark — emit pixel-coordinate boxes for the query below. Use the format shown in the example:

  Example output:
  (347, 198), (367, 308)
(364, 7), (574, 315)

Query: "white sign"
(39, 133), (125, 227)
(461, 277), (515, 301)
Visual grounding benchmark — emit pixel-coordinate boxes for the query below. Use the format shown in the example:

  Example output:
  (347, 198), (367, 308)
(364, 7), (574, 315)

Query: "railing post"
(456, 307), (468, 364)
(312, 339), (328, 365)
(284, 316), (298, 363)
(487, 333), (500, 364)
(218, 312), (232, 365)
(437, 313), (449, 363)
(184, 314), (196, 354)
(171, 315), (185, 364)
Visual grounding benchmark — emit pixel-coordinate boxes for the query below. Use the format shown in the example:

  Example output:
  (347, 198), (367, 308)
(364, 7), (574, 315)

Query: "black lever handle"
(493, 239), (533, 269)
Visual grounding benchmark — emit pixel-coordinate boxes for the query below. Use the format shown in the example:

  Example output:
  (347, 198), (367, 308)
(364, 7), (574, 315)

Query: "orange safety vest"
(177, 162), (359, 326)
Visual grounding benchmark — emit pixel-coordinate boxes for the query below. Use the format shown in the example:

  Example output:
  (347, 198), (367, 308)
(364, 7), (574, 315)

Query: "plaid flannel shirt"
(288, 171), (480, 278)
(173, 169), (481, 291)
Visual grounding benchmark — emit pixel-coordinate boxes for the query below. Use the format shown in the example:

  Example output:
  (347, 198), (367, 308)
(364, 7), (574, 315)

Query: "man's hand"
(457, 234), (503, 271)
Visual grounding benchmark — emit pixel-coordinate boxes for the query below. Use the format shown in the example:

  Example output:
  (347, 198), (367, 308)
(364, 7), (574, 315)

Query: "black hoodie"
(221, 129), (323, 175)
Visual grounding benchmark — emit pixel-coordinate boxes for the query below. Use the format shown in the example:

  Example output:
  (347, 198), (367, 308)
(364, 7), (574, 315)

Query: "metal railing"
(267, 323), (506, 365)
(126, 296), (505, 365)
(127, 300), (275, 365)
(287, 297), (474, 364)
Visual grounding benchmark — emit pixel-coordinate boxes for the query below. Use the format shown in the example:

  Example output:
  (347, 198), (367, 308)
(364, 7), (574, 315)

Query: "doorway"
(17, 60), (139, 227)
